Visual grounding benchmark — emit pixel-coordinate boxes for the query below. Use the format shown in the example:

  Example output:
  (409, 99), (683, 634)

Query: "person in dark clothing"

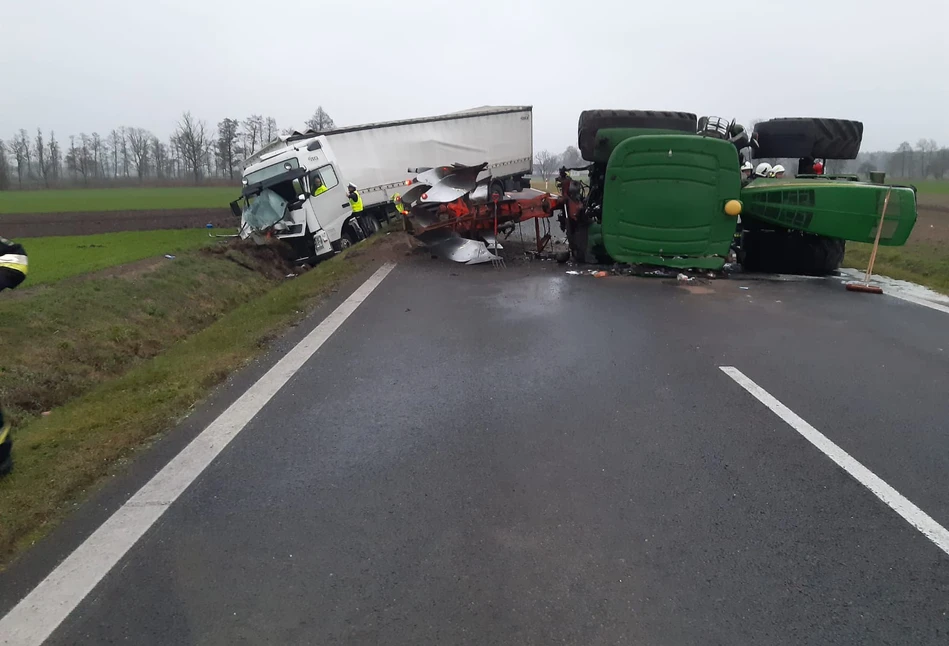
(0, 235), (28, 476)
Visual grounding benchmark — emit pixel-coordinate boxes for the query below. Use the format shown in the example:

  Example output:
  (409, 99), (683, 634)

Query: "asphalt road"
(5, 257), (949, 644)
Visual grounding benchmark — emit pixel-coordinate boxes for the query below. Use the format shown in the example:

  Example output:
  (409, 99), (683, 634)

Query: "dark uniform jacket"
(0, 236), (28, 291)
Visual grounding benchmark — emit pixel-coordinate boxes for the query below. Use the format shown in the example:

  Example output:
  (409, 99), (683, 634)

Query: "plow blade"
(417, 229), (499, 265)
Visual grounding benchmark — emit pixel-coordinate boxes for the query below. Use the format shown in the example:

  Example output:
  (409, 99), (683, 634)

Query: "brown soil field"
(0, 208), (234, 238)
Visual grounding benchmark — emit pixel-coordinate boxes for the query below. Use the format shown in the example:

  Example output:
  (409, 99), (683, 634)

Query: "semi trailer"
(232, 106), (534, 262)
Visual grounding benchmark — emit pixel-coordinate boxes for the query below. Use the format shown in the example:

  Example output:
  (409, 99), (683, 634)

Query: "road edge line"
(720, 366), (949, 558)
(0, 263), (397, 646)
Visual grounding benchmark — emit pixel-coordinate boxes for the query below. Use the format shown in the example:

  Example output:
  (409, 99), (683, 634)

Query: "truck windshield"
(244, 157), (300, 186)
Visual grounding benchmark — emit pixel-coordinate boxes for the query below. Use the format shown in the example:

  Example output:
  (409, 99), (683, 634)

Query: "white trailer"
(233, 106), (533, 262)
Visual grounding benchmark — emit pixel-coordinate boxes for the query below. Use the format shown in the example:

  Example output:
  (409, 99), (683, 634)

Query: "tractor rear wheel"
(577, 110), (697, 161)
(740, 229), (845, 276)
(753, 118), (864, 160)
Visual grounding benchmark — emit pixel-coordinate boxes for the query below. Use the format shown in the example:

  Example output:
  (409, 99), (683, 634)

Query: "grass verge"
(844, 242), (949, 295)
(21, 229), (232, 286)
(0, 235), (387, 568)
(0, 187), (237, 214)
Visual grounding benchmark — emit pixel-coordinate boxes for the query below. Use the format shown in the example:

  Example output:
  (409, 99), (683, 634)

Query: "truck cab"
(235, 137), (363, 261)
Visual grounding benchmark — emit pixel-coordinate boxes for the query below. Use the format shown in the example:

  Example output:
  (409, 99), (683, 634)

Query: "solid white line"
(887, 292), (949, 316)
(0, 263), (397, 646)
(720, 366), (949, 558)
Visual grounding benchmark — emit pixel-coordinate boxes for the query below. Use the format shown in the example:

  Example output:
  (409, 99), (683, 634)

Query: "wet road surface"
(5, 257), (949, 644)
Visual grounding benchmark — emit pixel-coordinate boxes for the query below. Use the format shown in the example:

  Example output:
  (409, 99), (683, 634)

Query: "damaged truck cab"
(234, 138), (364, 262)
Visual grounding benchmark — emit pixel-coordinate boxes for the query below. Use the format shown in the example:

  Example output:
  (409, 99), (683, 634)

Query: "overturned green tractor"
(563, 111), (918, 275)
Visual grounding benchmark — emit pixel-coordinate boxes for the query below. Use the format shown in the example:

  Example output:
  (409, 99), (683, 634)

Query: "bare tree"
(17, 129), (33, 181)
(90, 132), (103, 178)
(35, 128), (50, 188)
(263, 117), (278, 145)
(216, 118), (240, 180)
(66, 135), (79, 181)
(108, 129), (122, 178)
(305, 107), (335, 132)
(152, 137), (166, 179)
(10, 132), (30, 187)
(48, 131), (61, 184)
(66, 134), (92, 185)
(0, 140), (9, 190)
(561, 146), (583, 168)
(895, 141), (912, 178)
(916, 138), (930, 177)
(533, 150), (560, 181)
(175, 112), (209, 184)
(242, 115), (263, 155)
(126, 127), (152, 179)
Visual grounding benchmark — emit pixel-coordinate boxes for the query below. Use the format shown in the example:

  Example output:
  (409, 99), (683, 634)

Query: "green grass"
(530, 179), (559, 193)
(0, 235), (385, 567)
(888, 179), (949, 196)
(23, 229), (231, 286)
(844, 242), (949, 295)
(0, 187), (237, 214)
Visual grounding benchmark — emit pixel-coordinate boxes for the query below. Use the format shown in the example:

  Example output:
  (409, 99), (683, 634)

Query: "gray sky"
(2, 0), (947, 154)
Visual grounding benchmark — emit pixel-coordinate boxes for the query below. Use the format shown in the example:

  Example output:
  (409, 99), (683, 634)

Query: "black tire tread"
(740, 230), (845, 276)
(753, 117), (863, 160)
(578, 109), (697, 161)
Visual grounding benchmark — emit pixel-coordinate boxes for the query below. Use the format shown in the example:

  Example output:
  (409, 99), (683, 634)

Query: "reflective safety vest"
(0, 236), (28, 291)
(313, 184), (328, 196)
(349, 191), (364, 213)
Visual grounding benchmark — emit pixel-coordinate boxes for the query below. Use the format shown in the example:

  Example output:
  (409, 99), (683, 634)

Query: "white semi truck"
(232, 106), (534, 262)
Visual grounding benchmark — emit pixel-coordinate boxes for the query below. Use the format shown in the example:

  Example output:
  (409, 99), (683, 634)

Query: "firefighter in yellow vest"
(1, 235), (28, 476)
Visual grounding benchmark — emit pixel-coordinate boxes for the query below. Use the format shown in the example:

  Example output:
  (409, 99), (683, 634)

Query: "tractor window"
(309, 164), (339, 196)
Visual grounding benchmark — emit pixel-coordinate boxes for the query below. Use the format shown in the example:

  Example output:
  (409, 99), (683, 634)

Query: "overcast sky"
(2, 0), (947, 154)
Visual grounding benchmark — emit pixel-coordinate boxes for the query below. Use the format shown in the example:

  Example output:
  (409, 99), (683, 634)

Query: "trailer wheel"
(753, 118), (863, 160)
(578, 109), (697, 161)
(740, 229), (845, 276)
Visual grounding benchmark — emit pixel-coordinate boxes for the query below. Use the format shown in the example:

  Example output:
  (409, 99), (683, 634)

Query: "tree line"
(0, 107), (335, 190)
(532, 140), (949, 181)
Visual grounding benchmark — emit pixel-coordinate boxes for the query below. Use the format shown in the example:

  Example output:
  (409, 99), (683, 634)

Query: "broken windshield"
(244, 157), (300, 186)
(242, 188), (288, 230)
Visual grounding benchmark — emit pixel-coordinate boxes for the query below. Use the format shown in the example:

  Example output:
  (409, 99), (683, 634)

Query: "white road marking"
(721, 366), (949, 558)
(0, 263), (397, 646)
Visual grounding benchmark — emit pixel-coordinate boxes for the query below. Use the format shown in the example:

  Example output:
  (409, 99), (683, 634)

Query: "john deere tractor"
(564, 110), (917, 275)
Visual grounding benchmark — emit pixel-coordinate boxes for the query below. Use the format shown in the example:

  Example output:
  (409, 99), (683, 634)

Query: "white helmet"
(347, 182), (357, 189)
(770, 164), (786, 177)
(741, 161), (754, 173)
(754, 162), (773, 178)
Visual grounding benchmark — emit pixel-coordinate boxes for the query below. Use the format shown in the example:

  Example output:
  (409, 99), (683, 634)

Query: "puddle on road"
(838, 268), (949, 313)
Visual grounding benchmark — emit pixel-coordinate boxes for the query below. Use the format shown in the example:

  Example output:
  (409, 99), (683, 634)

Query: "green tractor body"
(741, 179), (917, 246)
(575, 111), (919, 274)
(601, 134), (740, 269)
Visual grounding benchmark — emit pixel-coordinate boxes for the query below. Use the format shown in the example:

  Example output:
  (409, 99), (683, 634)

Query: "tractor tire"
(578, 110), (697, 161)
(739, 229), (845, 276)
(753, 118), (863, 160)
